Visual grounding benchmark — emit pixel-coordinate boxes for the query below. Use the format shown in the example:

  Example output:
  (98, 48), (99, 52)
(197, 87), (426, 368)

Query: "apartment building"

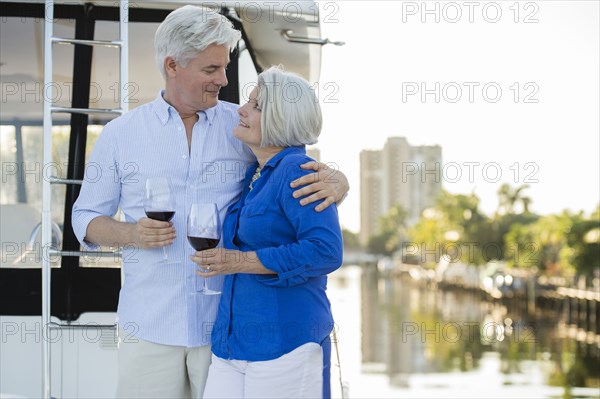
(360, 137), (442, 245)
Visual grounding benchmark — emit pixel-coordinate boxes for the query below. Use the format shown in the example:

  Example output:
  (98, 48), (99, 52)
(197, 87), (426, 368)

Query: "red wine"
(188, 236), (219, 251)
(146, 211), (175, 222)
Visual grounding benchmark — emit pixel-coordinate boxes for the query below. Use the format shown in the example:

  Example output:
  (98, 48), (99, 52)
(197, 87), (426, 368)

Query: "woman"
(192, 66), (343, 398)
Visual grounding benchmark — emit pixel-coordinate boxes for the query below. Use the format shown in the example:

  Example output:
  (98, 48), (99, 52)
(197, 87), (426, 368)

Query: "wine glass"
(144, 177), (179, 264)
(187, 203), (221, 295)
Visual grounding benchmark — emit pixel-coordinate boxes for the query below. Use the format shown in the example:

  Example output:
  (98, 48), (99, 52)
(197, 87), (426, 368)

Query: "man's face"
(167, 44), (230, 111)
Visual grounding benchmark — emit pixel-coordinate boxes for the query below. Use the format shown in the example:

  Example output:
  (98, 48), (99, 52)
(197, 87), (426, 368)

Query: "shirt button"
(177, 126), (183, 131)
(182, 155), (188, 160)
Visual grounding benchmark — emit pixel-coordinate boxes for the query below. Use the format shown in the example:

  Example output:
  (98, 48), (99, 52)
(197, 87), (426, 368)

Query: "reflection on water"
(327, 266), (600, 399)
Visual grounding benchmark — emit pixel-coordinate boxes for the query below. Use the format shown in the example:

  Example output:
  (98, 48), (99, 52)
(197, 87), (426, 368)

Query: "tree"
(491, 184), (538, 264)
(408, 190), (493, 266)
(408, 208), (448, 266)
(591, 203), (600, 220)
(567, 218), (600, 278)
(504, 211), (581, 276)
(496, 183), (532, 216)
(342, 228), (361, 250)
(366, 204), (408, 256)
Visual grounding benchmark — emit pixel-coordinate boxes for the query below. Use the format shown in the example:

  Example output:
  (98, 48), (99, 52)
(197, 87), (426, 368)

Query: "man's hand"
(290, 161), (350, 212)
(132, 217), (176, 249)
(85, 215), (175, 250)
(190, 248), (273, 276)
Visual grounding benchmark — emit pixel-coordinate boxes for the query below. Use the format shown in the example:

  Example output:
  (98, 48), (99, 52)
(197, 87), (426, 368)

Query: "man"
(72, 5), (348, 398)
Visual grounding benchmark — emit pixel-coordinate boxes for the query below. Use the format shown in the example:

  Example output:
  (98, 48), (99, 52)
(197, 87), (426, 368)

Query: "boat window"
(0, 16), (165, 270)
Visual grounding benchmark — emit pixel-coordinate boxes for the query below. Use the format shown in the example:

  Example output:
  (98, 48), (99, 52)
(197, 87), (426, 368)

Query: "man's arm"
(71, 120), (176, 251)
(289, 161), (350, 212)
(85, 216), (175, 249)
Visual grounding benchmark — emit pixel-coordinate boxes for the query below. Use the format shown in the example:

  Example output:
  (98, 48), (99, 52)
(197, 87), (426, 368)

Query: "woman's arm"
(192, 163), (344, 285)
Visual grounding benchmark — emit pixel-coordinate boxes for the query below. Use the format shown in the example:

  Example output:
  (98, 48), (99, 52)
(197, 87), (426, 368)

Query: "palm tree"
(497, 184), (531, 215)
(497, 183), (515, 215)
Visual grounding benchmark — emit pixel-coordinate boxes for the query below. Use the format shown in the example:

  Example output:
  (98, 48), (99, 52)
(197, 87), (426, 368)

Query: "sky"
(311, 0), (599, 233)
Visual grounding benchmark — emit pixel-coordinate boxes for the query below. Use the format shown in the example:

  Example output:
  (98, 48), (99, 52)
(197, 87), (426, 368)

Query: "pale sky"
(313, 0), (599, 233)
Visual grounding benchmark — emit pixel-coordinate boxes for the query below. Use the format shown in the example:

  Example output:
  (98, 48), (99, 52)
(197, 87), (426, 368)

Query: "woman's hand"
(290, 161), (349, 211)
(190, 248), (273, 277)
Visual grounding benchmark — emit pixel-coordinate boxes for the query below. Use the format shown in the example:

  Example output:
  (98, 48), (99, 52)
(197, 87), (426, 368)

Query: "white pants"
(116, 329), (212, 399)
(203, 343), (323, 398)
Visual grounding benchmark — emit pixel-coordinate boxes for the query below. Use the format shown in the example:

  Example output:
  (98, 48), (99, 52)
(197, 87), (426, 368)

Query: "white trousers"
(203, 342), (323, 398)
(115, 329), (212, 399)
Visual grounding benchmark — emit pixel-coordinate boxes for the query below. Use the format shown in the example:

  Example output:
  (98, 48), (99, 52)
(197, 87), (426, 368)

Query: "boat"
(0, 1), (343, 397)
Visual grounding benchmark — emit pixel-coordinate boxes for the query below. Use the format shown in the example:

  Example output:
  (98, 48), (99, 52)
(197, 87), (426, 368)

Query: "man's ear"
(164, 56), (177, 78)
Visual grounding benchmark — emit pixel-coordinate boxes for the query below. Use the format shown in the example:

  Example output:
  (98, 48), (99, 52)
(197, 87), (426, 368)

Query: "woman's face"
(234, 87), (262, 147)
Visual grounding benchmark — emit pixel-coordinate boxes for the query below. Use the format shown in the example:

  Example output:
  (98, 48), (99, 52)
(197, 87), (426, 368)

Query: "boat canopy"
(0, 0), (323, 121)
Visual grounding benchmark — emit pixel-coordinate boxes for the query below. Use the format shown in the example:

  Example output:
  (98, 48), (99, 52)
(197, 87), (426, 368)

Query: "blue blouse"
(211, 146), (344, 361)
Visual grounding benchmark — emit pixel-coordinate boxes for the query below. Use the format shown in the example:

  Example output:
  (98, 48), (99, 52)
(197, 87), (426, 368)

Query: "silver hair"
(154, 5), (241, 80)
(256, 66), (323, 147)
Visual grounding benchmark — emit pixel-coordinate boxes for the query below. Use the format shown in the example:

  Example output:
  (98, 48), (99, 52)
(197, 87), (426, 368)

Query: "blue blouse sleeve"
(255, 157), (343, 287)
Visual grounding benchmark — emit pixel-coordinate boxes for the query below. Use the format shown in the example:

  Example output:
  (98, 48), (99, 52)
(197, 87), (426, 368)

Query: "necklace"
(249, 166), (262, 191)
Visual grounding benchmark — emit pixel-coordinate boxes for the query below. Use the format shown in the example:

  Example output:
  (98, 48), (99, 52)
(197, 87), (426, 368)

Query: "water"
(327, 266), (600, 398)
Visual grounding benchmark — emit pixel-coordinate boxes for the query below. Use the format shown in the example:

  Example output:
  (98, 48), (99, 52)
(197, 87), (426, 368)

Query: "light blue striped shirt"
(72, 92), (255, 347)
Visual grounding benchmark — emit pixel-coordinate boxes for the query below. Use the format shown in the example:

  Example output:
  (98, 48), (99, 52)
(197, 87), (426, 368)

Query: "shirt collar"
(152, 90), (218, 126)
(203, 104), (217, 125)
(262, 146), (306, 170)
(152, 90), (170, 125)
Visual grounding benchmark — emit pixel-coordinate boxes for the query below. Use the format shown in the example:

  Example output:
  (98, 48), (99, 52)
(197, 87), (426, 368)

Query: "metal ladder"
(42, 1), (129, 397)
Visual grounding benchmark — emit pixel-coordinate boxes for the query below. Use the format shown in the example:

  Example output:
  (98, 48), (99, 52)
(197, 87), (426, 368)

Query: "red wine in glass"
(145, 211), (175, 222)
(188, 203), (221, 295)
(144, 177), (178, 264)
(187, 237), (219, 251)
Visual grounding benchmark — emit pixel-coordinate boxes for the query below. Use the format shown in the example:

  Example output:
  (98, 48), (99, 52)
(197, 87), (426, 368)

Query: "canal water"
(327, 265), (600, 398)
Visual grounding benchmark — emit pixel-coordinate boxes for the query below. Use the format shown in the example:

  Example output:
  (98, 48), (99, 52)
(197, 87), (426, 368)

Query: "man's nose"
(216, 69), (228, 87)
